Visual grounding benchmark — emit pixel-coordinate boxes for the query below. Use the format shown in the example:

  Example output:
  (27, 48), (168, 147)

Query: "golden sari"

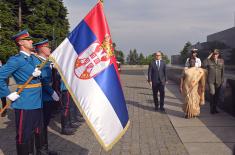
(181, 67), (206, 118)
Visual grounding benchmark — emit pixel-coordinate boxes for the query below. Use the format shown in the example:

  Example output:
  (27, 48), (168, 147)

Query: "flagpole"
(0, 58), (50, 114)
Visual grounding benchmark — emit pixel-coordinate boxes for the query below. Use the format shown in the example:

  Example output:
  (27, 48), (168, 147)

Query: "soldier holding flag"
(0, 30), (43, 155)
(33, 39), (59, 155)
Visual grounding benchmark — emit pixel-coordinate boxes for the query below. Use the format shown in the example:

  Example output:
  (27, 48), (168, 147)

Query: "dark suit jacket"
(148, 60), (167, 86)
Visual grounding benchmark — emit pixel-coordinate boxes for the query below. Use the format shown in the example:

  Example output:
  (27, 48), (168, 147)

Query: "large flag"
(50, 2), (129, 151)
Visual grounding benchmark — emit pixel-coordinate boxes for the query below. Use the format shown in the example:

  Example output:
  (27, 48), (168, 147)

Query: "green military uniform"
(203, 58), (224, 113)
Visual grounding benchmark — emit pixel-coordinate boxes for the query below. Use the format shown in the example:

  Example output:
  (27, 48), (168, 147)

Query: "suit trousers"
(152, 83), (165, 108)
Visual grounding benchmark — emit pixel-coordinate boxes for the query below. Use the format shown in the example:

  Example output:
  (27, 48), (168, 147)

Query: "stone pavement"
(164, 80), (235, 155)
(2, 67), (234, 154)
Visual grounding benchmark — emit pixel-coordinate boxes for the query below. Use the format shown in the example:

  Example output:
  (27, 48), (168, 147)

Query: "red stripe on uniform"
(35, 127), (40, 134)
(18, 110), (24, 144)
(64, 92), (70, 116)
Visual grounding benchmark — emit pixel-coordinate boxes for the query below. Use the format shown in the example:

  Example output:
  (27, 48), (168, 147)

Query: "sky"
(63, 0), (235, 57)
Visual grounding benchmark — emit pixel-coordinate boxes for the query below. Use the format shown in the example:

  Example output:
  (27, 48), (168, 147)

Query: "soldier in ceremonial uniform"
(33, 39), (59, 155)
(60, 81), (79, 135)
(0, 30), (43, 155)
(0, 59), (8, 117)
(203, 49), (224, 114)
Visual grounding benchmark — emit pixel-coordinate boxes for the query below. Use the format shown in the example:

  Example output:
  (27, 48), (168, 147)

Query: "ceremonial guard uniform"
(0, 60), (8, 117)
(0, 30), (43, 155)
(34, 40), (59, 155)
(60, 81), (78, 135)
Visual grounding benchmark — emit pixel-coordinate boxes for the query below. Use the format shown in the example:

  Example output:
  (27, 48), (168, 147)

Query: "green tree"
(126, 49), (139, 65)
(0, 1), (18, 63)
(144, 54), (154, 65)
(0, 0), (69, 63)
(18, 0), (69, 48)
(180, 41), (192, 64)
(162, 53), (170, 64)
(113, 42), (125, 64)
(138, 53), (145, 65)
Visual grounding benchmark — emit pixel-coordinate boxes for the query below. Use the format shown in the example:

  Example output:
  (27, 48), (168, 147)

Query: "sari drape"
(182, 67), (206, 118)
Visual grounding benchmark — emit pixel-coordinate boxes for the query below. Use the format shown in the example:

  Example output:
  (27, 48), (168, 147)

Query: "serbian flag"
(50, 2), (129, 151)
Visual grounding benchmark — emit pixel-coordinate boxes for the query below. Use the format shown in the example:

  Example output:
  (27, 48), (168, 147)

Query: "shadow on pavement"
(138, 92), (152, 96)
(164, 100), (182, 108)
(120, 69), (145, 75)
(126, 100), (155, 112)
(166, 83), (235, 152)
(0, 109), (88, 155)
(126, 86), (151, 90)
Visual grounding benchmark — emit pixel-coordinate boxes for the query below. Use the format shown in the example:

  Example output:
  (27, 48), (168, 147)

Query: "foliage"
(0, 1), (18, 63)
(126, 49), (170, 65)
(126, 49), (139, 65)
(113, 42), (125, 64)
(162, 54), (170, 64)
(179, 41), (192, 64)
(0, 0), (69, 63)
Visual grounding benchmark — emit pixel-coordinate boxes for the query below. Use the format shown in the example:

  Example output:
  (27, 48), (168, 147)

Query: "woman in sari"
(180, 59), (206, 118)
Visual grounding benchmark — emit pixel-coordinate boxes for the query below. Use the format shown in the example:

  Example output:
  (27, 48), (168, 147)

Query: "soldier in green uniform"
(203, 49), (224, 114)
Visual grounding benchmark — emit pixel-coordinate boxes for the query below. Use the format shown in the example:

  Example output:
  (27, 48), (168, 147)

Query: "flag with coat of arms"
(49, 1), (130, 151)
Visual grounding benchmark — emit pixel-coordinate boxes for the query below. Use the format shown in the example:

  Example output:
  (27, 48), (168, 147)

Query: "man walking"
(203, 49), (224, 114)
(148, 51), (167, 111)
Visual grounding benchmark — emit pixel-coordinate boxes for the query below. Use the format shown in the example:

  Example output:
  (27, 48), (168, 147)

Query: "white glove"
(51, 91), (59, 101)
(7, 92), (20, 101)
(32, 68), (41, 77)
(50, 63), (54, 69)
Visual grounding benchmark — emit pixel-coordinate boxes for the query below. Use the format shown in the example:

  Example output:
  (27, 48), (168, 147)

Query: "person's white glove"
(51, 91), (59, 101)
(7, 92), (20, 101)
(50, 63), (54, 69)
(32, 68), (41, 77)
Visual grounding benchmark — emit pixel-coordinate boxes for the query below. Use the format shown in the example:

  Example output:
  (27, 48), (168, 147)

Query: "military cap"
(12, 29), (32, 42)
(191, 48), (198, 53)
(33, 39), (50, 51)
(213, 49), (220, 54)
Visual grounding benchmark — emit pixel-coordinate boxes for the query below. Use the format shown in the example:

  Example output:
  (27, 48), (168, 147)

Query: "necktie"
(157, 60), (160, 69)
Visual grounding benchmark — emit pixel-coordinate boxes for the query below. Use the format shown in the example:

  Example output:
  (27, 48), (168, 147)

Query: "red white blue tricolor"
(50, 2), (129, 151)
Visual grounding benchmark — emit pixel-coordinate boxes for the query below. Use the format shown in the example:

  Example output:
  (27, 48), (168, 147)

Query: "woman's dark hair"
(189, 58), (196, 67)
(190, 50), (199, 58)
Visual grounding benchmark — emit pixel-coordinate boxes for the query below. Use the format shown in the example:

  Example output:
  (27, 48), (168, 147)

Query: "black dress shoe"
(160, 107), (165, 112)
(214, 109), (219, 113)
(61, 128), (76, 135)
(48, 150), (58, 155)
(70, 122), (81, 128)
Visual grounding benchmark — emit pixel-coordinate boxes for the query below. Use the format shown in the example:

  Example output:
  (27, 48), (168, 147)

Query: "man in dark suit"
(148, 51), (167, 111)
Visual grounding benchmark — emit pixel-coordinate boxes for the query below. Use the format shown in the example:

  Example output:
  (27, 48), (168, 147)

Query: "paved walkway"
(0, 68), (234, 155)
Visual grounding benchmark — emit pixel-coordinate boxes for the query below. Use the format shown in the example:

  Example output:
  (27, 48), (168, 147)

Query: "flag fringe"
(49, 56), (130, 151)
